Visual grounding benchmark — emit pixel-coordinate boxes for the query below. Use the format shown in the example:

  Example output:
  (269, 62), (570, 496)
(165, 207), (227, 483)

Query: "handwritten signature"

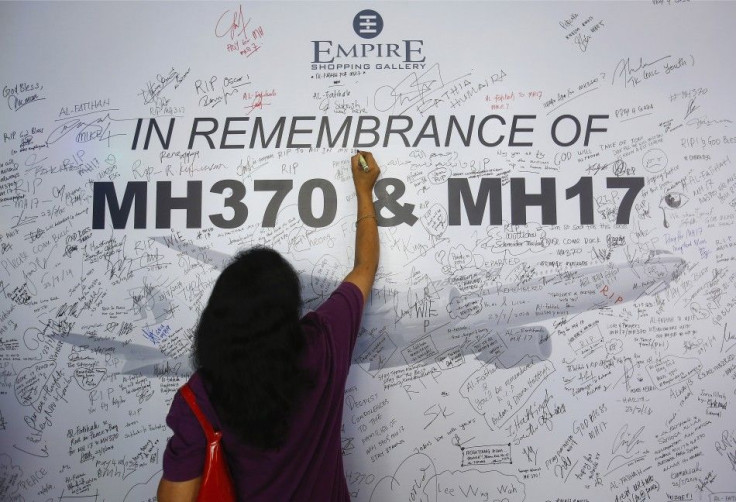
(722, 324), (735, 353)
(138, 67), (190, 104)
(574, 33), (591, 52)
(684, 97), (700, 120)
(47, 113), (128, 146)
(7, 93), (45, 112)
(244, 90), (276, 114)
(374, 64), (469, 115)
(215, 4), (250, 39)
(612, 423), (645, 455)
(613, 54), (693, 88)
(612, 55), (671, 88)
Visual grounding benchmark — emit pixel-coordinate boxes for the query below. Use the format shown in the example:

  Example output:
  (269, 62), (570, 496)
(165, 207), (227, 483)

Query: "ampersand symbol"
(373, 178), (418, 227)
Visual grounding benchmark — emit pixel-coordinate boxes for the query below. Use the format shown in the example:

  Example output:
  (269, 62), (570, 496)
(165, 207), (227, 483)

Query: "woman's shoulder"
(173, 371), (223, 429)
(302, 282), (363, 326)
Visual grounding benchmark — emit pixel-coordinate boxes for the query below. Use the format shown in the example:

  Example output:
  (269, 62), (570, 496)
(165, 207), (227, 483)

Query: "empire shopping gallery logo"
(311, 9), (427, 71)
(354, 9), (383, 39)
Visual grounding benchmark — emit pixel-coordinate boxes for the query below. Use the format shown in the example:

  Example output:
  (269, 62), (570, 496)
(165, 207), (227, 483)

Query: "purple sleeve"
(162, 390), (206, 481)
(314, 281), (364, 360)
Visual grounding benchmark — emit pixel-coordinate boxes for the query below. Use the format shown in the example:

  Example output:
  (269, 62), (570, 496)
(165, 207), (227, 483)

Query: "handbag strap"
(180, 382), (218, 442)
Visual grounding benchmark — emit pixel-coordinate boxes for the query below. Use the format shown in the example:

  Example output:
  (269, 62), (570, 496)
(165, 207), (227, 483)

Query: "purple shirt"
(163, 281), (363, 501)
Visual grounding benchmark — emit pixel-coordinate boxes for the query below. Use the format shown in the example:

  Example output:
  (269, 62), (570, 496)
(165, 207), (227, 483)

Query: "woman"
(157, 151), (380, 501)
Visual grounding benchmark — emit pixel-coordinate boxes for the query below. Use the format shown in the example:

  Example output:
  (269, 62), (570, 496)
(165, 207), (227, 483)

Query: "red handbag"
(180, 383), (237, 502)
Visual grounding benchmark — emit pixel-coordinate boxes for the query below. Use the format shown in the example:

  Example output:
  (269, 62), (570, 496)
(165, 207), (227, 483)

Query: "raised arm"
(344, 151), (380, 304)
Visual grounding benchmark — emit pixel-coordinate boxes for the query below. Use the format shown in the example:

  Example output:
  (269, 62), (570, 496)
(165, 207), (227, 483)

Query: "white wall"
(1, 2), (735, 501)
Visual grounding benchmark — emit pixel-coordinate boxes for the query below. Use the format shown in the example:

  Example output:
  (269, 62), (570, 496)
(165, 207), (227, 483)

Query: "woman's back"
(163, 281), (364, 501)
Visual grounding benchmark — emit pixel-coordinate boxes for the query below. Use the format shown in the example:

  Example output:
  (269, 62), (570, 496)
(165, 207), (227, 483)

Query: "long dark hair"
(193, 247), (313, 450)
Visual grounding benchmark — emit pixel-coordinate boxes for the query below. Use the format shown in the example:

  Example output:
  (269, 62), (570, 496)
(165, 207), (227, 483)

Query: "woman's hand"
(351, 151), (380, 195)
